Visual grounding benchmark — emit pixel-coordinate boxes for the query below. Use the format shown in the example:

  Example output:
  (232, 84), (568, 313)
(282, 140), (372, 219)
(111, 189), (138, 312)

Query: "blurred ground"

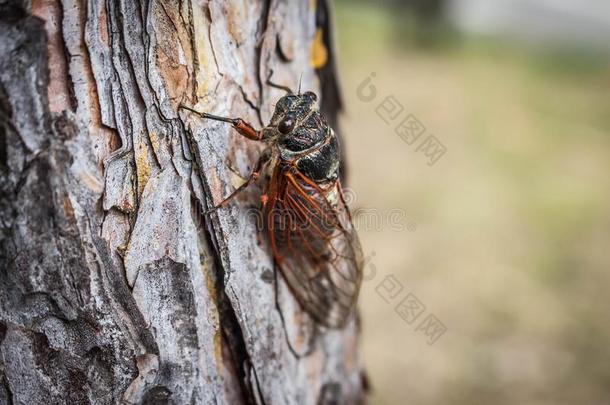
(334, 2), (610, 404)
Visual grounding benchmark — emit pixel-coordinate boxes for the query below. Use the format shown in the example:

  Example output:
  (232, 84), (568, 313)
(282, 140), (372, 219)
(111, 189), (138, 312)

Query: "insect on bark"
(181, 91), (363, 328)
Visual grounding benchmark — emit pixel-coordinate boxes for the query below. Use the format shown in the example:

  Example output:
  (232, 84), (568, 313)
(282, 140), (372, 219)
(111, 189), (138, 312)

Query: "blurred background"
(333, 0), (610, 403)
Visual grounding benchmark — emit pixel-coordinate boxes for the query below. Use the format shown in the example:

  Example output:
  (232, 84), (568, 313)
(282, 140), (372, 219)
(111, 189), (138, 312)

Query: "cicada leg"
(205, 148), (272, 215)
(179, 105), (262, 141)
(179, 105), (271, 214)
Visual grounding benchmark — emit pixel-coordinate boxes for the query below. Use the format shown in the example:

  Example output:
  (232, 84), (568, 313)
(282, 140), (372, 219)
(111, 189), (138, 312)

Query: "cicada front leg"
(179, 105), (263, 141)
(179, 105), (271, 214)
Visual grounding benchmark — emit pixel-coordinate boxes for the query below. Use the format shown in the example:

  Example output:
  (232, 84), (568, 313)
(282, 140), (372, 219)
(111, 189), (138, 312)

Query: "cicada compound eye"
(278, 117), (295, 134)
(303, 91), (317, 101)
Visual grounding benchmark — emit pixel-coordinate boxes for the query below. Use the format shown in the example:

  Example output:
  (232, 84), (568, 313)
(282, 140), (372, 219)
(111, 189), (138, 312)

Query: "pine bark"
(0, 0), (363, 404)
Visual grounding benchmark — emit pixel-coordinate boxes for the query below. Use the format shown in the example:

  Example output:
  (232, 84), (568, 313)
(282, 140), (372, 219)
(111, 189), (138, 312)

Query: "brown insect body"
(182, 91), (363, 328)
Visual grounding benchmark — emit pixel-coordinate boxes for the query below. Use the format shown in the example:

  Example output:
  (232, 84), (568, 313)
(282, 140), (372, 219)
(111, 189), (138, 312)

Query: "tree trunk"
(0, 1), (363, 404)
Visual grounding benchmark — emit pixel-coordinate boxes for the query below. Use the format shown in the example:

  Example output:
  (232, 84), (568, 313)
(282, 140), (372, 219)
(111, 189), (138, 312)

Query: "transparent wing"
(266, 168), (363, 328)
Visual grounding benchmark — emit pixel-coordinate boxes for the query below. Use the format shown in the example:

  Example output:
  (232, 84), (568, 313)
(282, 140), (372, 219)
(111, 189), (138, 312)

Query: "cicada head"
(263, 92), (329, 152)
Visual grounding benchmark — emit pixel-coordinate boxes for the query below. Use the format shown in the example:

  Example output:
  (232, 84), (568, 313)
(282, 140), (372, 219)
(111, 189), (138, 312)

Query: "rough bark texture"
(0, 0), (363, 404)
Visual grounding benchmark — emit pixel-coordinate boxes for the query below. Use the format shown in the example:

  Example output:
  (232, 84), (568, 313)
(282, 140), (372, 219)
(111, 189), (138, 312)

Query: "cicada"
(181, 91), (363, 328)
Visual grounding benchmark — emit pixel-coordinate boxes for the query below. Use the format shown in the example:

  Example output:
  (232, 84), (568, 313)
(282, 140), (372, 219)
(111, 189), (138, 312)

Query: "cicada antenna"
(298, 73), (303, 94)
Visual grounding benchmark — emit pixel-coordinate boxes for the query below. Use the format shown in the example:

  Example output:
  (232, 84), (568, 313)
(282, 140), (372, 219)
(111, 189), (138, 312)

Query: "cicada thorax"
(291, 131), (341, 183)
(277, 109), (341, 183)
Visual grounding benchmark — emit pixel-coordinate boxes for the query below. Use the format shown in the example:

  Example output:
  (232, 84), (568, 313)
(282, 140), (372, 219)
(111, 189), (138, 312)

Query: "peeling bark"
(0, 1), (364, 404)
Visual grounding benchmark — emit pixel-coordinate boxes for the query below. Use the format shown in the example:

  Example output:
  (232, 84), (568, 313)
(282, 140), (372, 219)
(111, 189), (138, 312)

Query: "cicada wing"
(267, 169), (363, 328)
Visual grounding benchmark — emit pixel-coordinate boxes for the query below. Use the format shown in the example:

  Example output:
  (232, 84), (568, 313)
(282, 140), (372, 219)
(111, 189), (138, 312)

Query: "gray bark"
(0, 0), (363, 404)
